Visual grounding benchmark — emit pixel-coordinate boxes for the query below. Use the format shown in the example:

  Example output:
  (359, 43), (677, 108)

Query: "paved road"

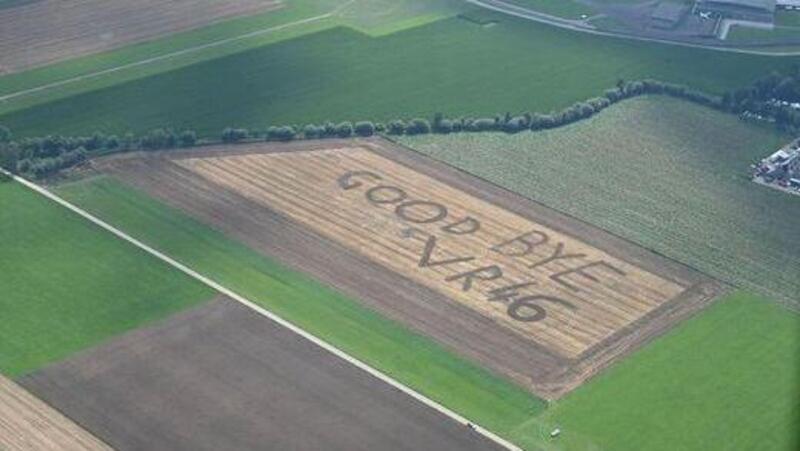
(21, 299), (504, 451)
(468, 0), (800, 56)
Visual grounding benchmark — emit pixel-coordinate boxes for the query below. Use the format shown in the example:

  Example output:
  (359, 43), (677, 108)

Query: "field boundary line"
(0, 12), (334, 102)
(2, 169), (522, 451)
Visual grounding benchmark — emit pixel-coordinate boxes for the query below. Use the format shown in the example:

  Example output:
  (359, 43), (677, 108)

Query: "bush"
(179, 130), (197, 147)
(354, 121), (375, 137)
(387, 120), (406, 135)
(221, 127), (248, 143)
(267, 125), (296, 141)
(303, 124), (323, 139)
(436, 119), (453, 134)
(323, 121), (337, 137)
(468, 118), (496, 132)
(336, 121), (353, 138)
(405, 118), (431, 135)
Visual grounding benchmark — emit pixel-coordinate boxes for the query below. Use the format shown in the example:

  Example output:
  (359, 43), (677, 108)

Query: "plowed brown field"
(93, 138), (725, 398)
(0, 0), (282, 73)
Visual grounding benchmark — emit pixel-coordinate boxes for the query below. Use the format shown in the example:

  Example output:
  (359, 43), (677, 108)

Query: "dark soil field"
(89, 138), (725, 398)
(20, 298), (501, 451)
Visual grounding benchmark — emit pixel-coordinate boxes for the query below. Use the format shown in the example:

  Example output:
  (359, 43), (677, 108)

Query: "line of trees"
(1, 75), (777, 180)
(234, 79), (723, 141)
(0, 128), (200, 179)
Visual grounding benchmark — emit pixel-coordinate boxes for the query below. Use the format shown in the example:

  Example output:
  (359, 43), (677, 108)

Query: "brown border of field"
(0, 0), (283, 74)
(0, 374), (111, 450)
(88, 137), (726, 399)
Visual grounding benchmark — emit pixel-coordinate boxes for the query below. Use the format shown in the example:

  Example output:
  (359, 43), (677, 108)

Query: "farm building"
(651, 2), (689, 28)
(696, 0), (777, 21)
(756, 145), (800, 180)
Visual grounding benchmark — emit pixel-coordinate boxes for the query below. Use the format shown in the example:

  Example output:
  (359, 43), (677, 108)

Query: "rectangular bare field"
(0, 374), (110, 450)
(94, 138), (725, 398)
(179, 148), (684, 358)
(0, 0), (282, 74)
(21, 298), (502, 451)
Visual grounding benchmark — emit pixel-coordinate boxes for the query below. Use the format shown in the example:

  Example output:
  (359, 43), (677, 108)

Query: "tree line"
(0, 75), (787, 180)
(0, 127), (198, 179)
(721, 67), (800, 133)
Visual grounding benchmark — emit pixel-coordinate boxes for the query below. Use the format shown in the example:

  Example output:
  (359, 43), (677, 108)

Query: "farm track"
(92, 138), (724, 398)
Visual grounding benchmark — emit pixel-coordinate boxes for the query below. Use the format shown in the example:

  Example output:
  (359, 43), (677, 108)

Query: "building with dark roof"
(651, 2), (689, 29)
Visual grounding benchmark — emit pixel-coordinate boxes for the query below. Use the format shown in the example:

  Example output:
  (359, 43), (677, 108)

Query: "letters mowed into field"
(72, 138), (720, 400)
(178, 147), (688, 359)
(0, 179), (214, 376)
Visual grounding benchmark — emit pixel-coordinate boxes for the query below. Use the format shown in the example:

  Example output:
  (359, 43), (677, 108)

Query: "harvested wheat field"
(0, 0), (282, 73)
(94, 138), (725, 398)
(0, 374), (110, 450)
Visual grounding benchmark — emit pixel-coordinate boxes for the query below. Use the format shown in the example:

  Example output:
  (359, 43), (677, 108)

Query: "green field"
(727, 25), (800, 44)
(0, 179), (214, 376)
(1, 9), (796, 137)
(55, 175), (548, 445)
(400, 96), (800, 306)
(0, 0), (463, 112)
(777, 10), (800, 27)
(537, 292), (800, 451)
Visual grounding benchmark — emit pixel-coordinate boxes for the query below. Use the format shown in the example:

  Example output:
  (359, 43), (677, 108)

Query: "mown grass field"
(56, 176), (548, 446)
(0, 179), (214, 377)
(401, 96), (800, 307)
(536, 291), (799, 451)
(1, 8), (797, 137)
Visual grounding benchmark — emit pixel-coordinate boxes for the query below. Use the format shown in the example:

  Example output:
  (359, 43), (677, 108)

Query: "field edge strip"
(0, 169), (522, 451)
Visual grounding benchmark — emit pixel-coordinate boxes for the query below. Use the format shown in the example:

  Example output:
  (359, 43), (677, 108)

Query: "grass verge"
(0, 179), (214, 376)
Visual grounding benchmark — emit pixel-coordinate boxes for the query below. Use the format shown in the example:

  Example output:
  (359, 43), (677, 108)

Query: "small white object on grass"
(550, 428), (561, 438)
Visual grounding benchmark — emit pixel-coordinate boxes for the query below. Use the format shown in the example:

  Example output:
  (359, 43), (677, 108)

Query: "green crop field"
(1, 9), (796, 138)
(534, 291), (800, 451)
(55, 175), (548, 445)
(400, 96), (800, 307)
(0, 179), (214, 377)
